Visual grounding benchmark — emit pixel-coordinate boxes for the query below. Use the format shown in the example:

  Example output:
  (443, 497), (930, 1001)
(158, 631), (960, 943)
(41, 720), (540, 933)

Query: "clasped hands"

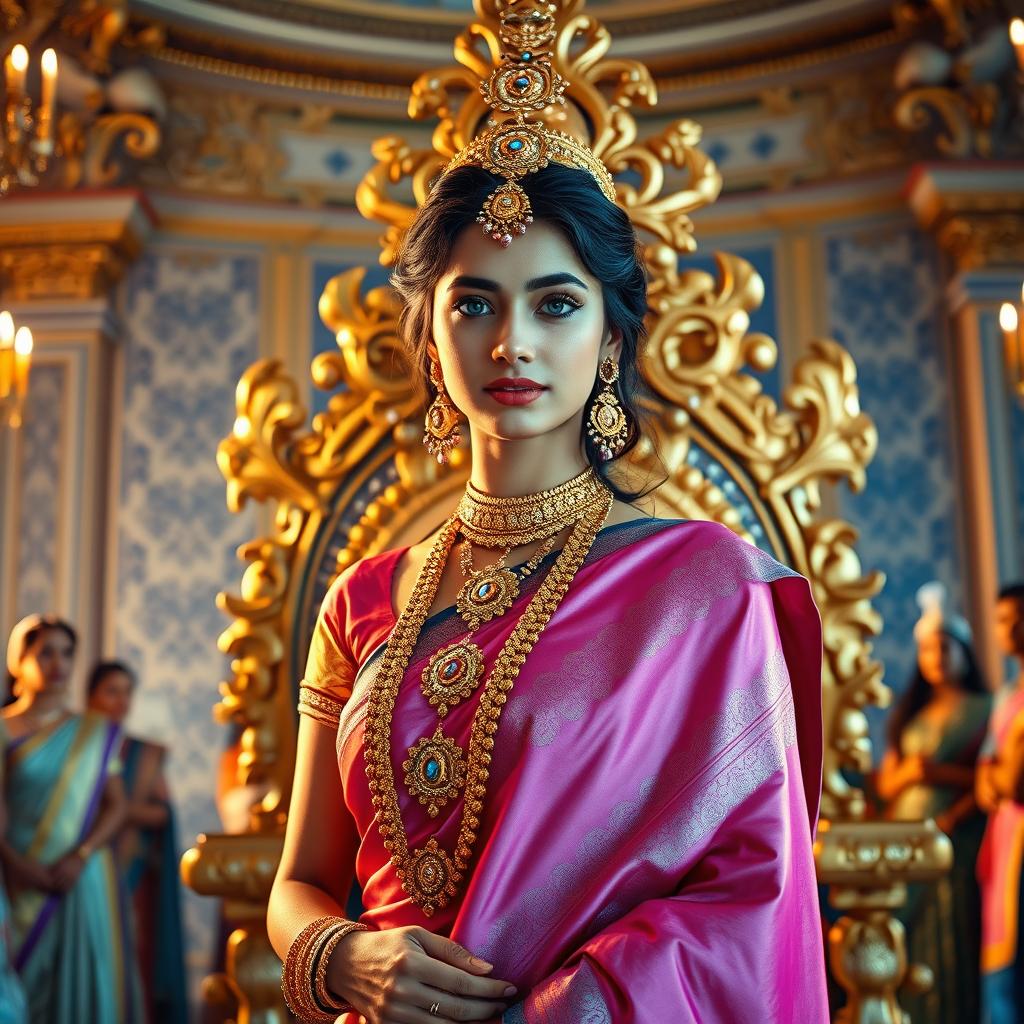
(329, 925), (516, 1024)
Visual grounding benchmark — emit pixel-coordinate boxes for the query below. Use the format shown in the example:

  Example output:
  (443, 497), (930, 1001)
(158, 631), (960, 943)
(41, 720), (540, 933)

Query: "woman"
(87, 660), (188, 1024)
(0, 615), (141, 1023)
(268, 40), (827, 1022)
(976, 581), (1024, 1023)
(876, 583), (990, 1024)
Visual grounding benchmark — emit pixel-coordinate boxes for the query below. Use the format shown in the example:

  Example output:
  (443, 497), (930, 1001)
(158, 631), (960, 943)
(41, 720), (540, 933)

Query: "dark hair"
(886, 630), (988, 756)
(998, 582), (1024, 603)
(391, 162), (657, 502)
(5, 616), (78, 696)
(86, 659), (136, 698)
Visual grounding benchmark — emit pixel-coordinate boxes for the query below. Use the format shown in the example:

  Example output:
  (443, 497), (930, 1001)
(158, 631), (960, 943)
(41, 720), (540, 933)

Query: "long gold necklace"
(363, 484), (613, 915)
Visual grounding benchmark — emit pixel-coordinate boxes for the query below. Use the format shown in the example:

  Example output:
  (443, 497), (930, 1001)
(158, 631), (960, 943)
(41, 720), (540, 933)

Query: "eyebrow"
(446, 272), (589, 293)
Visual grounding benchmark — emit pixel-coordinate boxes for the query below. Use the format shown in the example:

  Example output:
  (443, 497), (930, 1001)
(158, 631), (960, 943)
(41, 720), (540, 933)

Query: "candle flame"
(1011, 18), (1024, 46)
(0, 311), (13, 347)
(11, 44), (28, 73)
(13, 326), (32, 356)
(1000, 302), (1019, 332)
(41, 48), (57, 76)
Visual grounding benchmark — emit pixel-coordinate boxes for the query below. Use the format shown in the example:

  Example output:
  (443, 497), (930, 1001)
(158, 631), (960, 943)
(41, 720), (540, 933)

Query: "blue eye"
(454, 296), (493, 317)
(540, 293), (582, 318)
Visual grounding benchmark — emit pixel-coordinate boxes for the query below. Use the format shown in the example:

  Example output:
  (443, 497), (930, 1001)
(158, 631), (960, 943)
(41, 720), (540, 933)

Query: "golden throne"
(182, 2), (952, 1021)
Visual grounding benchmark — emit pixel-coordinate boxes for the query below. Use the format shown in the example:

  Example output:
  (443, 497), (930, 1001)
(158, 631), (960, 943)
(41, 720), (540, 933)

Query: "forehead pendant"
(438, 1), (616, 247)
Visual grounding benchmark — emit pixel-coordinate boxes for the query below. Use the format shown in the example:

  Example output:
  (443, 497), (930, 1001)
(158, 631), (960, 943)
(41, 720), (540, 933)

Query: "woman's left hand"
(49, 851), (86, 893)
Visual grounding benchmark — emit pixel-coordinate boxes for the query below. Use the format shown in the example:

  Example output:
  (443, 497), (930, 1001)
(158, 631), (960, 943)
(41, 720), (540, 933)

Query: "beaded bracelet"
(281, 916), (369, 1023)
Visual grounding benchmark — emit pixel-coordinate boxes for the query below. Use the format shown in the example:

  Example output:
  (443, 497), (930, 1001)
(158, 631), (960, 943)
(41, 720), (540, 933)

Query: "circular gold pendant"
(403, 726), (467, 818)
(421, 640), (485, 716)
(405, 838), (461, 917)
(456, 567), (520, 628)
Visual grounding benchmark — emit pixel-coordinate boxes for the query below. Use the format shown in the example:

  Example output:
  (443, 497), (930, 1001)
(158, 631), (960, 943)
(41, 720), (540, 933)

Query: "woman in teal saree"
(1, 615), (142, 1024)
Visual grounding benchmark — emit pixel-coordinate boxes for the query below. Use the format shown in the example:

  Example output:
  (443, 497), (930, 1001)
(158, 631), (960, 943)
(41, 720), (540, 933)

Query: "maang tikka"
(423, 361), (461, 464)
(587, 357), (628, 461)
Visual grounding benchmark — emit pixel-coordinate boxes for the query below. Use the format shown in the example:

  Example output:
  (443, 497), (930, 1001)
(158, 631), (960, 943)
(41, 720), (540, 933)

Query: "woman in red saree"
(268, 40), (828, 1020)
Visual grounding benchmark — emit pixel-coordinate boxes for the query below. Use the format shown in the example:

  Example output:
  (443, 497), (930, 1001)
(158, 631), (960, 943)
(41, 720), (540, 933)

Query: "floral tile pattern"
(116, 248), (259, 993)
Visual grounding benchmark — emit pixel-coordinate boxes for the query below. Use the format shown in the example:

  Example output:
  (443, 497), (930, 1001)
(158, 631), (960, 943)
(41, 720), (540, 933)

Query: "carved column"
(0, 191), (154, 680)
(907, 164), (1024, 678)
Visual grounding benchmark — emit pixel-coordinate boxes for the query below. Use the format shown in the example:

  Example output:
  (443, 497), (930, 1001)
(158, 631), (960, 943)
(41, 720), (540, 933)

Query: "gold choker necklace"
(456, 468), (605, 548)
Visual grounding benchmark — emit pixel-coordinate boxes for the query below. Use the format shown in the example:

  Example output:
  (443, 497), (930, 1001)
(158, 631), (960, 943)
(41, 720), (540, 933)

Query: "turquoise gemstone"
(509, 139), (524, 151)
(425, 758), (440, 782)
(442, 658), (460, 680)
(514, 76), (529, 90)
(522, 52), (532, 61)
(477, 583), (493, 599)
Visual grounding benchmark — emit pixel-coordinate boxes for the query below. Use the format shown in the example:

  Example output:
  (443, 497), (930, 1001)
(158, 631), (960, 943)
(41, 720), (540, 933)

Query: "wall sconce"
(999, 283), (1024, 405)
(0, 310), (33, 429)
(1, 43), (58, 196)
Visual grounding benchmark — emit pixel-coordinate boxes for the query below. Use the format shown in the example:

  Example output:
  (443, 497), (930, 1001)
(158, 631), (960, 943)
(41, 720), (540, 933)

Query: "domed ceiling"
(134, 0), (895, 83)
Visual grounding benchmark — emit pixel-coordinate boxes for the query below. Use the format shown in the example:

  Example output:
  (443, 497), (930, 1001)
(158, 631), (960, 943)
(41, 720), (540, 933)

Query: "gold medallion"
(404, 838), (461, 918)
(456, 566), (520, 628)
(421, 640), (485, 715)
(403, 726), (467, 817)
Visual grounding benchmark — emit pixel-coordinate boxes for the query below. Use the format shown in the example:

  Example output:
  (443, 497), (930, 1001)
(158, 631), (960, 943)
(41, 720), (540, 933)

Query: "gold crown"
(438, 1), (616, 247)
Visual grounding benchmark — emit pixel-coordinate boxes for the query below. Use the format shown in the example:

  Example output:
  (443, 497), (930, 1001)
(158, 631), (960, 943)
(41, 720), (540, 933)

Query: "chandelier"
(0, 310), (33, 429)
(1, 44), (57, 196)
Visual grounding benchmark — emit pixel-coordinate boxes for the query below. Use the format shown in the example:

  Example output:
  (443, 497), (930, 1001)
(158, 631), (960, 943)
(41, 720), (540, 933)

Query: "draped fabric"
(4, 712), (142, 1024)
(302, 519), (828, 1022)
(0, 718), (27, 1024)
(979, 685), (1024, 1021)
(120, 736), (188, 1024)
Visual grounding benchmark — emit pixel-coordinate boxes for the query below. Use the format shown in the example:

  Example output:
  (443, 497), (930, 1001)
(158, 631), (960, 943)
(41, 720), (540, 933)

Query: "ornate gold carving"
(891, 0), (1021, 159)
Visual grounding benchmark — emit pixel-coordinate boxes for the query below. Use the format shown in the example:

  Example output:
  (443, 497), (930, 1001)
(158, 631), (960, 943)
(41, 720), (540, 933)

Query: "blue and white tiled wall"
(115, 246), (260, 996)
(824, 221), (964, 746)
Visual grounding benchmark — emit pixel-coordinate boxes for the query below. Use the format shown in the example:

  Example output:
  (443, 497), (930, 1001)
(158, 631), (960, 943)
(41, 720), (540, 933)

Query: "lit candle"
(1000, 301), (1020, 396)
(0, 311), (13, 401)
(13, 325), (32, 399)
(1012, 18), (1024, 72)
(39, 48), (57, 142)
(5, 44), (28, 100)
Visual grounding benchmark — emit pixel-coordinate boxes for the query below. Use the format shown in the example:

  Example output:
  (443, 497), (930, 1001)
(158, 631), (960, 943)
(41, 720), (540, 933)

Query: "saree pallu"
(979, 686), (1024, 1022)
(119, 737), (188, 1024)
(4, 712), (142, 1024)
(308, 518), (828, 1022)
(0, 718), (27, 1024)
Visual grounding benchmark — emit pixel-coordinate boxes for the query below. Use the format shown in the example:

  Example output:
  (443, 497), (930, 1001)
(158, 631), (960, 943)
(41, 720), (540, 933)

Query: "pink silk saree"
(303, 518), (828, 1022)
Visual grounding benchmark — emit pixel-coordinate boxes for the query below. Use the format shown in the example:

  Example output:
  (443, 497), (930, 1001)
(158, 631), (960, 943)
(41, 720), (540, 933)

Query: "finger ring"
(429, 1001), (441, 1016)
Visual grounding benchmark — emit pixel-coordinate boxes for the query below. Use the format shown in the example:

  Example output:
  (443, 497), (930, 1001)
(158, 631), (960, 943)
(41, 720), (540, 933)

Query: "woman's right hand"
(6, 855), (55, 893)
(328, 925), (517, 1024)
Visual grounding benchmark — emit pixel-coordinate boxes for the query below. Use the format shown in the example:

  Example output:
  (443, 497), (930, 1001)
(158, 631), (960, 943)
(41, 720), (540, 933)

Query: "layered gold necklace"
(363, 469), (612, 915)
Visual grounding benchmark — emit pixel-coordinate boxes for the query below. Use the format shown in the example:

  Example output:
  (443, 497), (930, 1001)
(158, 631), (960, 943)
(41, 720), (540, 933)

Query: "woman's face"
(430, 220), (621, 445)
(994, 597), (1024, 657)
(917, 630), (965, 687)
(17, 627), (75, 699)
(87, 670), (134, 723)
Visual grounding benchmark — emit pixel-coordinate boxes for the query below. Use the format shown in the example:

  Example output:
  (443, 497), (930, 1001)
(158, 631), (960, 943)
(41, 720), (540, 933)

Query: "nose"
(490, 308), (536, 365)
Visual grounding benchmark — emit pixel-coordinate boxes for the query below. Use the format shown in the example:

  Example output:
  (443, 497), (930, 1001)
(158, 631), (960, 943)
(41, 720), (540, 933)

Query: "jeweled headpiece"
(439, 0), (616, 247)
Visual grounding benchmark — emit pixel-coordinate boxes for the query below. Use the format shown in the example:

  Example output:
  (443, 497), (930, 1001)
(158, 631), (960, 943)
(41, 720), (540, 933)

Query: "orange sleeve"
(297, 574), (358, 729)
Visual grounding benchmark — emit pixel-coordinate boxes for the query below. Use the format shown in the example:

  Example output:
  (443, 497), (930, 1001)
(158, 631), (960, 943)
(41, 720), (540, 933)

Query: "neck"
(11, 690), (67, 719)
(467, 417), (591, 497)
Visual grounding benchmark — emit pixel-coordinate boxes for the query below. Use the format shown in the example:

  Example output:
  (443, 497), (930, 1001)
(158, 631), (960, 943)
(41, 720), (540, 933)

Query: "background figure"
(87, 660), (188, 1024)
(977, 583), (1024, 1023)
(0, 717), (27, 1024)
(0, 615), (142, 1024)
(875, 582), (989, 1024)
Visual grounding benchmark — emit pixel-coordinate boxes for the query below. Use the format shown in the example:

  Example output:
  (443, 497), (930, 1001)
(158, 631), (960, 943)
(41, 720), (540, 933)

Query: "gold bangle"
(282, 917), (336, 1022)
(75, 842), (94, 861)
(314, 920), (368, 1013)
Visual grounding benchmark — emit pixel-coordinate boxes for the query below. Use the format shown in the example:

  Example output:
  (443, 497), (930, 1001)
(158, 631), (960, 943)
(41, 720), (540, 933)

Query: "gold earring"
(587, 357), (628, 461)
(423, 361), (461, 464)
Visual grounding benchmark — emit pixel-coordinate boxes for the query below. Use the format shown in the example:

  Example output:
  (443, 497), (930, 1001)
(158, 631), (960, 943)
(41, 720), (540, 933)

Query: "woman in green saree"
(0, 716), (27, 1024)
(1, 615), (142, 1024)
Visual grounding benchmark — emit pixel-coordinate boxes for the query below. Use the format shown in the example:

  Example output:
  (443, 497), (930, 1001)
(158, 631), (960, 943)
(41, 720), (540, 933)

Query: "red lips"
(484, 377), (547, 406)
